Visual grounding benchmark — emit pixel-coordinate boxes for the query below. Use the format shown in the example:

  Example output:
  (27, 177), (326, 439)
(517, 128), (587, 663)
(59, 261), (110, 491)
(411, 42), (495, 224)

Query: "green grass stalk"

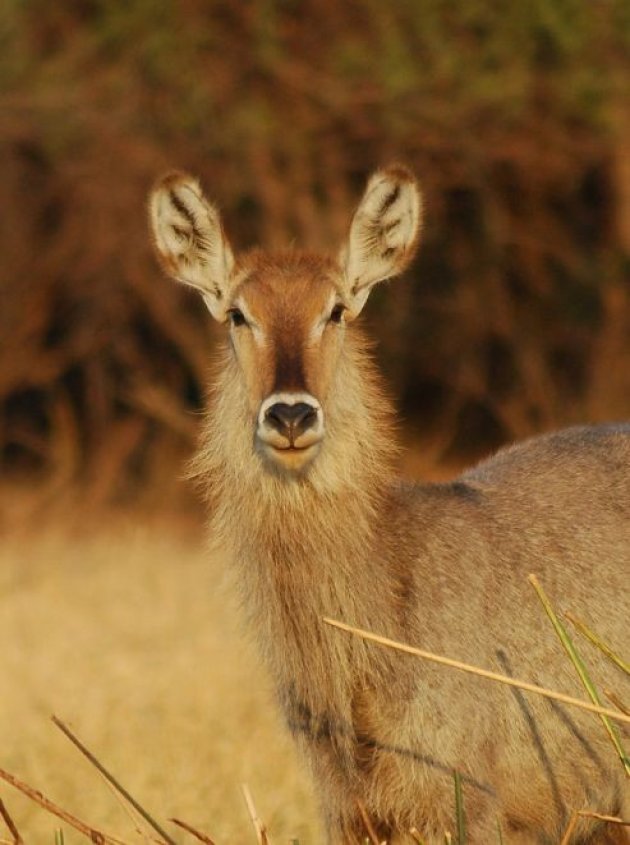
(496, 819), (504, 844)
(565, 612), (630, 677)
(453, 771), (466, 845)
(528, 575), (630, 777)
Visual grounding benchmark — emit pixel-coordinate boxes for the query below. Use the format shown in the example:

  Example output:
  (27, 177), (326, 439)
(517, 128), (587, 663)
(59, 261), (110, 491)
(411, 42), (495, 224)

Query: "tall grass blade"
(559, 809), (630, 845)
(241, 783), (271, 845)
(565, 612), (630, 677)
(528, 575), (630, 777)
(356, 800), (381, 845)
(323, 618), (630, 725)
(0, 764), (125, 845)
(495, 818), (504, 844)
(0, 797), (24, 845)
(453, 771), (466, 844)
(171, 816), (217, 844)
(51, 715), (178, 844)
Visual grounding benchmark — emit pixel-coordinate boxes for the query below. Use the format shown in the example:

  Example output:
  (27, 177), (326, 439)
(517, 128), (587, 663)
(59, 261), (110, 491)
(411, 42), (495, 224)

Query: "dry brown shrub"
(1, 3), (629, 505)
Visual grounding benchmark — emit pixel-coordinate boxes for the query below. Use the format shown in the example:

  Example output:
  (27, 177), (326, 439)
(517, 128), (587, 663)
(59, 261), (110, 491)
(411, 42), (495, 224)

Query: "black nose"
(265, 402), (318, 442)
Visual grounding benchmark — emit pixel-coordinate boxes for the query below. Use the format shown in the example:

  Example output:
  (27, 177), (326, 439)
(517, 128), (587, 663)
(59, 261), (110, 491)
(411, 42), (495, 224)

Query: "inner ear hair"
(148, 171), (234, 320)
(341, 164), (422, 313)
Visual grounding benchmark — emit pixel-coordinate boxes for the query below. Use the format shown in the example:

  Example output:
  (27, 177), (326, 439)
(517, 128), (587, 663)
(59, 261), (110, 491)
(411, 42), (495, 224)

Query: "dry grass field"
(0, 521), (320, 843)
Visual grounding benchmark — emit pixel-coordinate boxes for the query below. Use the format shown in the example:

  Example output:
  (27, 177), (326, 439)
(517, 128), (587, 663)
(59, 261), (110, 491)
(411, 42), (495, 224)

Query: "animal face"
(149, 166), (422, 474)
(222, 252), (349, 471)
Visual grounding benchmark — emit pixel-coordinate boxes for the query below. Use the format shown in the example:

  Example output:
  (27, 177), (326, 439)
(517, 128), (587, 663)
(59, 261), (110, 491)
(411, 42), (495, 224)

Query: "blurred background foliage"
(1, 0), (629, 512)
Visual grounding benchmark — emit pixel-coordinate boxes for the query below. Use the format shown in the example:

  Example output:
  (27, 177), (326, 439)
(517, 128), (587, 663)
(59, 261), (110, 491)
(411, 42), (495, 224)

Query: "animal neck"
(192, 328), (398, 711)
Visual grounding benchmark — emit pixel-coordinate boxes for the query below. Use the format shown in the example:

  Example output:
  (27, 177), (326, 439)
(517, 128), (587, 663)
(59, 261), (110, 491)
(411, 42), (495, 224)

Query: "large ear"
(339, 165), (422, 317)
(148, 171), (234, 321)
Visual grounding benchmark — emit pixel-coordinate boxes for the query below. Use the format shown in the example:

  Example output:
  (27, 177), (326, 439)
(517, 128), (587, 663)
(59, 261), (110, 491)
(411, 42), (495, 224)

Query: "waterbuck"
(148, 166), (630, 844)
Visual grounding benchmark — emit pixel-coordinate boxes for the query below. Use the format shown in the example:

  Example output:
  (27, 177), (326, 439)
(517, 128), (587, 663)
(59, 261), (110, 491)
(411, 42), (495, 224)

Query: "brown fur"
(149, 167), (630, 844)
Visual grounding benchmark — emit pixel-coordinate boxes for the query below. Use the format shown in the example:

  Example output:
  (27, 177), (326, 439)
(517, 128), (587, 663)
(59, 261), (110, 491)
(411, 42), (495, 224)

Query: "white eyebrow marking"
(309, 291), (339, 343)
(231, 297), (253, 322)
(230, 297), (266, 346)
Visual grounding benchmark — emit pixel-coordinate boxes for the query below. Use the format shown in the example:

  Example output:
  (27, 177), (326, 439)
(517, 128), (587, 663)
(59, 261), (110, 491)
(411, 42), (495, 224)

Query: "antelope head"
(149, 166), (422, 474)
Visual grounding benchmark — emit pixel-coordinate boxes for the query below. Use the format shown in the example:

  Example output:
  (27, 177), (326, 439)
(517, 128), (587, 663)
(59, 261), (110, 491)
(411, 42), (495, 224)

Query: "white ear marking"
(148, 172), (234, 322)
(339, 165), (422, 317)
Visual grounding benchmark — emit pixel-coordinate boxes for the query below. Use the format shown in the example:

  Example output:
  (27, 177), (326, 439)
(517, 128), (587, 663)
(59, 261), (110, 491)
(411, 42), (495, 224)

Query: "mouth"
(257, 436), (322, 471)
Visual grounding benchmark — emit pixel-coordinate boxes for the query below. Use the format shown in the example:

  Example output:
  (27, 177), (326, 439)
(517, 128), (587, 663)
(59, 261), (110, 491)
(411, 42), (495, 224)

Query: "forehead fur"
(232, 250), (340, 319)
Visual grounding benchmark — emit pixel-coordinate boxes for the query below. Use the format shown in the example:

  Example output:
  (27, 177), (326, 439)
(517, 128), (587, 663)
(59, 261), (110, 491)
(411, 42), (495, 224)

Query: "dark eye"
(329, 304), (345, 324)
(228, 308), (247, 328)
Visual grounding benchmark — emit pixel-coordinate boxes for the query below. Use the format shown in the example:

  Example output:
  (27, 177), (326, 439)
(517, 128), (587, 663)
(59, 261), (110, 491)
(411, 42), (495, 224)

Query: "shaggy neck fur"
(191, 326), (400, 752)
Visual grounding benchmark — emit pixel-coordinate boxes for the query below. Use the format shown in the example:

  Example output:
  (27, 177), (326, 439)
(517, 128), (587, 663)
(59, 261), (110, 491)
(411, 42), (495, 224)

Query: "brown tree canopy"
(1, 1), (629, 506)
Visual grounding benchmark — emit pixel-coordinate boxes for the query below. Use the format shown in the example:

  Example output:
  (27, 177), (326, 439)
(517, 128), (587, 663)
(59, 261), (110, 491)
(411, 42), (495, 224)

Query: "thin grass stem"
(528, 575), (630, 777)
(559, 809), (630, 845)
(241, 784), (270, 845)
(51, 716), (177, 844)
(495, 819), (504, 845)
(0, 765), (126, 845)
(169, 818), (216, 844)
(0, 799), (23, 845)
(322, 618), (630, 726)
(356, 800), (381, 845)
(565, 612), (630, 676)
(453, 772), (466, 845)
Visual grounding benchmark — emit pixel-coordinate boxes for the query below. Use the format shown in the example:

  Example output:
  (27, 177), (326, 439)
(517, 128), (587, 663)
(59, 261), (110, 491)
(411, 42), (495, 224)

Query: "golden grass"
(0, 523), (319, 842)
(2, 520), (628, 843)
